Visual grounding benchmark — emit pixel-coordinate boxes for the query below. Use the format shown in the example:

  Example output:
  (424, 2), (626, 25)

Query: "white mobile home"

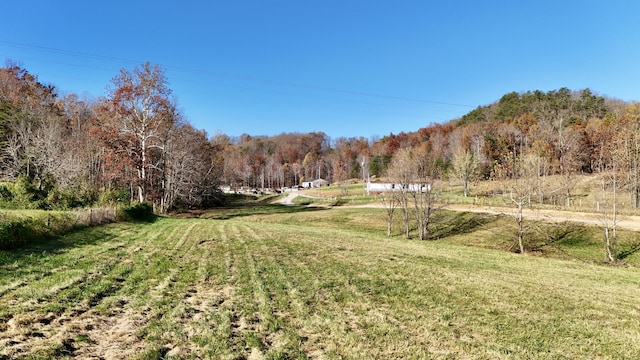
(366, 182), (430, 195)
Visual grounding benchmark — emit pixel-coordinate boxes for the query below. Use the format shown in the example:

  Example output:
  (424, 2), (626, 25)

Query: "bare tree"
(598, 170), (618, 263)
(411, 182), (437, 240)
(450, 148), (478, 197)
(387, 148), (413, 238)
(412, 146), (441, 240)
(387, 147), (441, 240)
(617, 104), (640, 208)
(497, 148), (538, 254)
(594, 106), (639, 263)
(448, 127), (480, 197)
(161, 124), (222, 212)
(379, 191), (398, 237)
(508, 185), (531, 255)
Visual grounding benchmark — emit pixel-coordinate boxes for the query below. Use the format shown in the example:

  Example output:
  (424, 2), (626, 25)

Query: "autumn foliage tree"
(95, 62), (176, 204)
(0, 65), (94, 208)
(87, 63), (225, 211)
(0, 65), (65, 182)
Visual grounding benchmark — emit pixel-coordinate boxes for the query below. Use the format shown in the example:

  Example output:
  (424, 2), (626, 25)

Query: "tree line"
(220, 87), (638, 208)
(0, 62), (222, 212)
(1, 62), (639, 225)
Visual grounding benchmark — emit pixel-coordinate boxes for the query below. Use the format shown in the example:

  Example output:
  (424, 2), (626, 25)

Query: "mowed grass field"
(1, 204), (640, 358)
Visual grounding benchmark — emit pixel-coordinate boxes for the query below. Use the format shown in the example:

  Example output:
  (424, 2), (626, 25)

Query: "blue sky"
(1, 1), (639, 139)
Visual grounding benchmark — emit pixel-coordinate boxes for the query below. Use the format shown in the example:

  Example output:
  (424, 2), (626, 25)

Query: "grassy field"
(311, 174), (640, 216)
(2, 202), (640, 358)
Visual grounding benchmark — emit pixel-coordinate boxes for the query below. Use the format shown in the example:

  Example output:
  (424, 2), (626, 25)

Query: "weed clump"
(0, 219), (34, 249)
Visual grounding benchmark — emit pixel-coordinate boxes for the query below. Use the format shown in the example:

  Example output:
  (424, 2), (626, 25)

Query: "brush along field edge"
(1, 217), (640, 358)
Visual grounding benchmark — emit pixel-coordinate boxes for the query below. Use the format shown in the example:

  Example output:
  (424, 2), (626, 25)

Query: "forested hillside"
(0, 63), (223, 212)
(1, 63), (639, 214)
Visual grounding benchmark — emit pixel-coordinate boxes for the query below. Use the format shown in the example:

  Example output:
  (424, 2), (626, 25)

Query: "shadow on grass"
(543, 225), (591, 246)
(430, 210), (497, 239)
(0, 225), (128, 266)
(172, 193), (330, 220)
(618, 236), (640, 261)
(202, 203), (328, 220)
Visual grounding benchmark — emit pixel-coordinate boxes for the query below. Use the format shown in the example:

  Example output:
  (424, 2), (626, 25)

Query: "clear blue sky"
(1, 1), (639, 140)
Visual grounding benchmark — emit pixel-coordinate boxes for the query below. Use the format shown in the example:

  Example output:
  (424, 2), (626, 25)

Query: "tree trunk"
(517, 201), (525, 254)
(601, 172), (618, 263)
(401, 190), (410, 239)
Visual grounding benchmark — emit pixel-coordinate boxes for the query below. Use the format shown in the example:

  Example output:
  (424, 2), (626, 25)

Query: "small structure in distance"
(366, 182), (431, 195)
(302, 178), (330, 189)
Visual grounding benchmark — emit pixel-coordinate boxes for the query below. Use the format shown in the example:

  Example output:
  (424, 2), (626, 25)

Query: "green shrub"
(0, 184), (14, 208)
(0, 184), (13, 201)
(6, 175), (56, 209)
(47, 185), (99, 210)
(0, 220), (33, 250)
(0, 178), (103, 210)
(99, 189), (130, 206)
(122, 202), (156, 222)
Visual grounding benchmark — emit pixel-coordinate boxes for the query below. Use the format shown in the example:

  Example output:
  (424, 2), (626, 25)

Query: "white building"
(302, 178), (329, 188)
(366, 182), (430, 195)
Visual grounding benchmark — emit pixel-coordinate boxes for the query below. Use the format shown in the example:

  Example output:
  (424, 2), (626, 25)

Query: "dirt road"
(443, 204), (640, 231)
(280, 192), (299, 205)
(277, 193), (640, 231)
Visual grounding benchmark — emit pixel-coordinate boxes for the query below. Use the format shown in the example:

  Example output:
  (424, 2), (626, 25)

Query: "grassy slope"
(1, 206), (640, 358)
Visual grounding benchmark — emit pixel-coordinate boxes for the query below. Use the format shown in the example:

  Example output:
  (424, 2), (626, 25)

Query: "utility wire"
(0, 40), (474, 109)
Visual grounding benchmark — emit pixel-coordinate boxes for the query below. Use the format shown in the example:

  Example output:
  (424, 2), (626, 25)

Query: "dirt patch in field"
(182, 284), (232, 318)
(0, 298), (149, 359)
(1, 281), (240, 358)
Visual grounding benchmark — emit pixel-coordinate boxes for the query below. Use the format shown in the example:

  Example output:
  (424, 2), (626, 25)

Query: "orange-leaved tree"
(95, 63), (177, 204)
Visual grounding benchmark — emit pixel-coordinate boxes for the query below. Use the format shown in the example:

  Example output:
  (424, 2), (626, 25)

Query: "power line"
(0, 41), (142, 65)
(171, 75), (464, 117)
(0, 40), (475, 109)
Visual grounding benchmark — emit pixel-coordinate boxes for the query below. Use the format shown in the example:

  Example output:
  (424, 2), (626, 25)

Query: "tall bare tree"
(379, 190), (398, 237)
(598, 169), (618, 263)
(450, 148), (478, 197)
(161, 124), (222, 212)
(449, 127), (481, 197)
(617, 104), (640, 208)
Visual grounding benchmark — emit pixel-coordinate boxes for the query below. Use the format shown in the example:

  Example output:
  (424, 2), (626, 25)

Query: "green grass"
(0, 208), (119, 250)
(2, 203), (640, 358)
